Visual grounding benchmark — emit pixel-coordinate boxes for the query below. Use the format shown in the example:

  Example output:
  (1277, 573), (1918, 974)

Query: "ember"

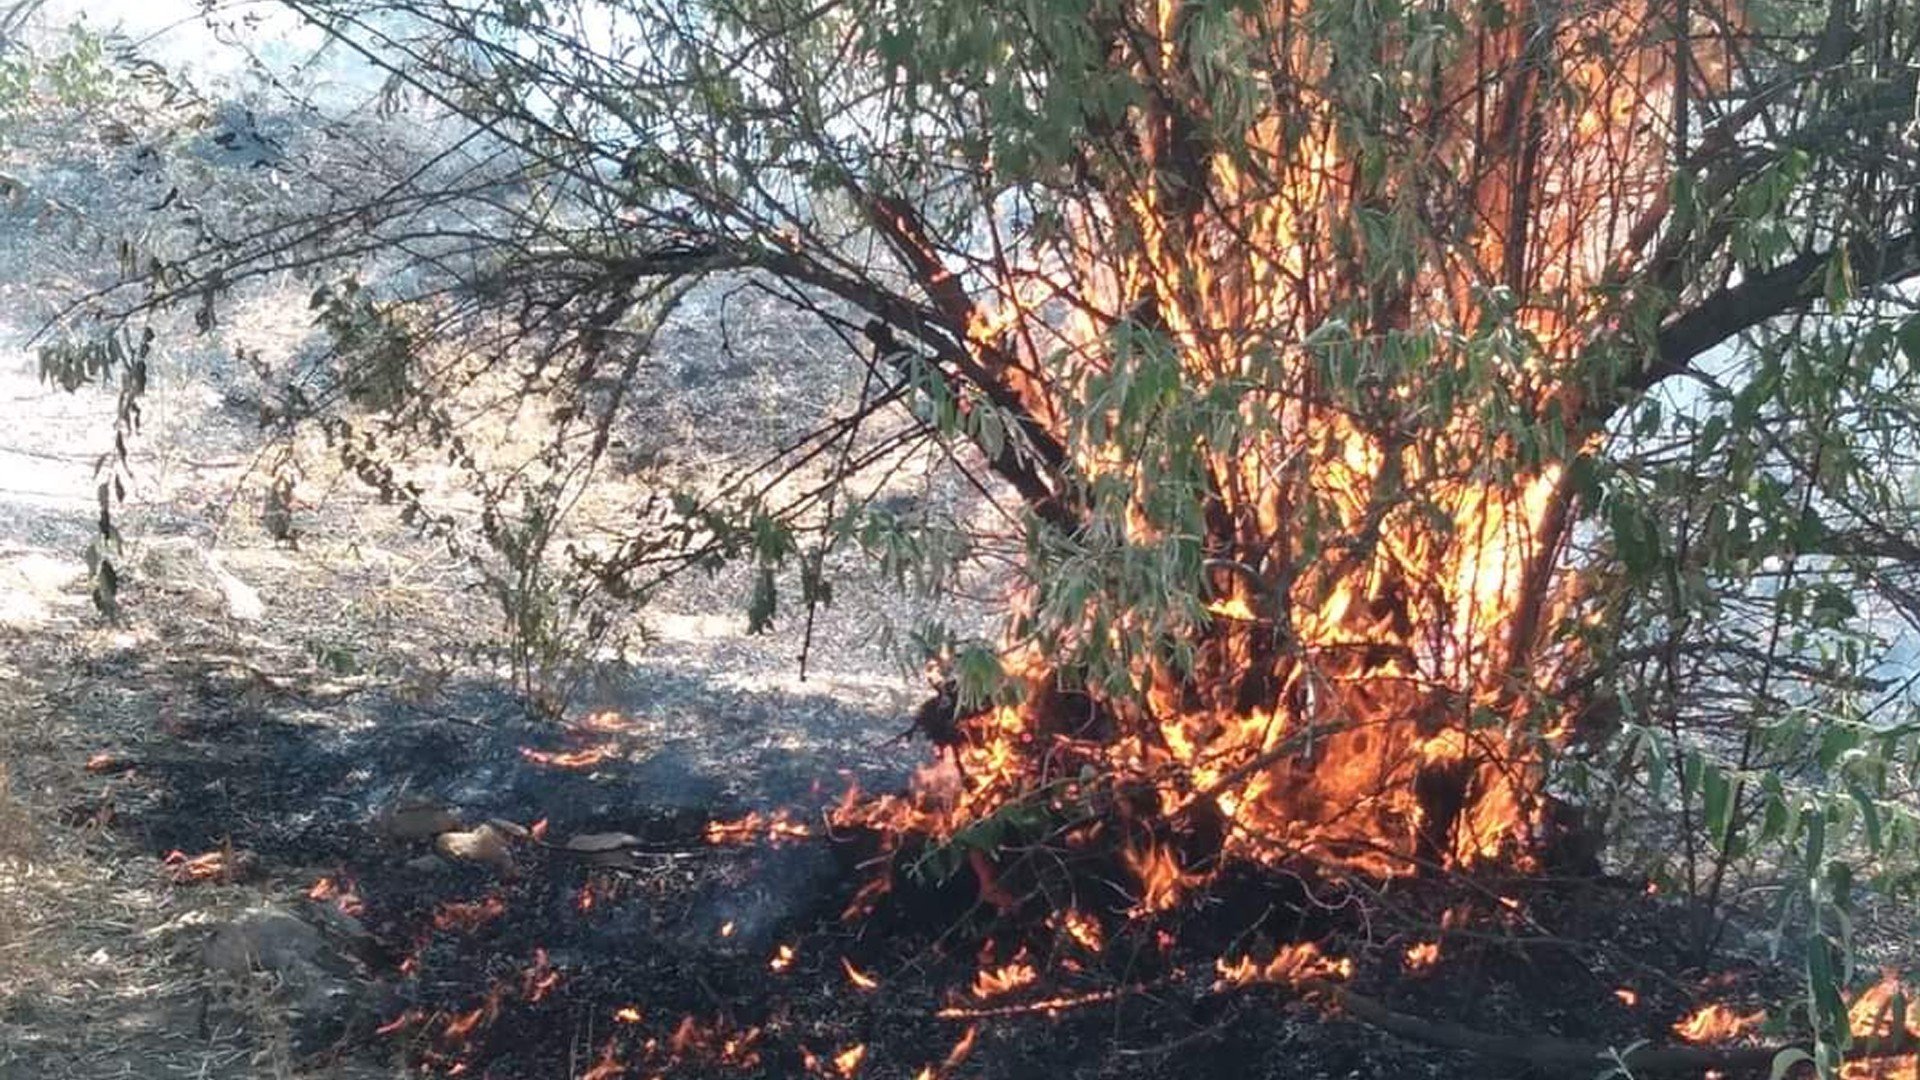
(161, 848), (237, 884)
(913, 1025), (979, 1079)
(517, 744), (616, 769)
(1402, 941), (1440, 972)
(769, 943), (796, 973)
(666, 1015), (763, 1069)
(432, 895), (508, 933)
(841, 957), (879, 991)
(520, 948), (561, 1002)
(578, 1040), (625, 1080)
(306, 874), (366, 917)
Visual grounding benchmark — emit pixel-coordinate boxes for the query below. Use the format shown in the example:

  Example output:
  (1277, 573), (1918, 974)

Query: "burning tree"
(41, 0), (1920, 1067)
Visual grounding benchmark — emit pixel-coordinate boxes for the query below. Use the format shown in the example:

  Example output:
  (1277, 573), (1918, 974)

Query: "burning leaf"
(613, 1006), (642, 1023)
(432, 895), (507, 933)
(306, 874), (366, 918)
(1615, 988), (1640, 1007)
(575, 710), (640, 734)
(374, 1009), (424, 1036)
(160, 847), (252, 884)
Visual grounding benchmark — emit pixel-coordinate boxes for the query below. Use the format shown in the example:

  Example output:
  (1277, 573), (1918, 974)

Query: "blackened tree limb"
(1598, 226), (1920, 423)
(863, 319), (1080, 535)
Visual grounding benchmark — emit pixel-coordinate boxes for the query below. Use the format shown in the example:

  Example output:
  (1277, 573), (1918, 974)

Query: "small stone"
(434, 823), (514, 874)
(374, 799), (462, 841)
(203, 907), (325, 978)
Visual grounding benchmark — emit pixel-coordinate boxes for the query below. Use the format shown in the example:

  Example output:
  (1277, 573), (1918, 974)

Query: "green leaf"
(747, 562), (777, 634)
(1768, 1048), (1813, 1080)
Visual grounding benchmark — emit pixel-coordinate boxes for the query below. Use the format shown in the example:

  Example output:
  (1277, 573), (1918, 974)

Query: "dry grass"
(0, 624), (312, 1080)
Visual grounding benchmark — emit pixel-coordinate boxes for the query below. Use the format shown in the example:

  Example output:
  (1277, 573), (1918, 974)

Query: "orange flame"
(518, 744), (616, 769)
(971, 954), (1038, 999)
(1672, 1002), (1764, 1043)
(1215, 942), (1353, 988)
(705, 809), (814, 845)
(1843, 973), (1920, 1080)
(825, 0), (1749, 897)
(1122, 842), (1196, 915)
(1057, 908), (1105, 952)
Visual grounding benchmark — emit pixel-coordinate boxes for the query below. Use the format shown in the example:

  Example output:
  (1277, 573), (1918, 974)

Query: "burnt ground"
(0, 316), (1810, 1080)
(0, 559), (1806, 1080)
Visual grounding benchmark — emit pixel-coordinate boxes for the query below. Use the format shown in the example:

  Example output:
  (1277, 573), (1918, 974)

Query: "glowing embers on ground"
(841, 957), (880, 991)
(911, 1025), (979, 1080)
(799, 1042), (867, 1077)
(518, 710), (643, 770)
(379, 947), (561, 1075)
(769, 943), (797, 973)
(161, 847), (248, 884)
(307, 873), (366, 918)
(704, 807), (816, 845)
(1401, 940), (1440, 973)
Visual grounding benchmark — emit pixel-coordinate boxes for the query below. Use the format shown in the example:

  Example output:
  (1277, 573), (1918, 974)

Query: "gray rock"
(136, 537), (265, 621)
(202, 906), (368, 1055)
